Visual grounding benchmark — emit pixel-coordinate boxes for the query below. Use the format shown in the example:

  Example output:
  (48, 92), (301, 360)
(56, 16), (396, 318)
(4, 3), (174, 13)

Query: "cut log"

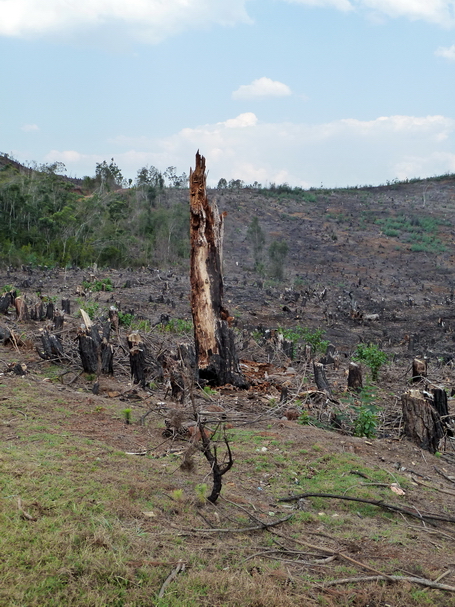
(313, 362), (331, 396)
(401, 389), (444, 454)
(412, 358), (427, 383)
(348, 362), (363, 391)
(189, 152), (247, 388)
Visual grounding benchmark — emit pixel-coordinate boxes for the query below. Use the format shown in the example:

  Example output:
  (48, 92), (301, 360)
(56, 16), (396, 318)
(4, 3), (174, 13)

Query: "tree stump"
(14, 296), (29, 321)
(313, 362), (331, 396)
(412, 358), (427, 383)
(0, 291), (14, 315)
(39, 330), (64, 360)
(189, 152), (247, 388)
(61, 299), (71, 314)
(401, 389), (444, 454)
(45, 302), (55, 320)
(319, 343), (336, 366)
(348, 362), (363, 392)
(127, 331), (146, 387)
(78, 325), (101, 374)
(53, 310), (64, 331)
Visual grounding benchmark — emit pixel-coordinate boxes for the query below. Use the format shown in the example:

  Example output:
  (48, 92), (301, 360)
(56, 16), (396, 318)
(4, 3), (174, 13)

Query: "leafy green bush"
(353, 405), (379, 438)
(353, 343), (388, 381)
(278, 326), (329, 354)
(82, 278), (113, 292)
(161, 318), (193, 334)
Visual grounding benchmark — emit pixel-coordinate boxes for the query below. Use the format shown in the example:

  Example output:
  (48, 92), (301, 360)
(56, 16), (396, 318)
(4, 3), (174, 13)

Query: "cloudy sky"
(1, 0), (455, 188)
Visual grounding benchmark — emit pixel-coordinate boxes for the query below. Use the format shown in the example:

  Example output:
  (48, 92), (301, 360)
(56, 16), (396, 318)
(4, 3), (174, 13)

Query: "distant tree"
(228, 179), (244, 190)
(268, 240), (288, 281)
(217, 178), (228, 189)
(96, 159), (124, 192)
(247, 216), (265, 274)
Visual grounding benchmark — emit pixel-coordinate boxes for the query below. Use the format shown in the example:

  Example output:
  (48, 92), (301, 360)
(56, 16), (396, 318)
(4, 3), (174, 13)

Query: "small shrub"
(353, 405), (378, 438)
(353, 343), (388, 381)
(82, 278), (114, 292)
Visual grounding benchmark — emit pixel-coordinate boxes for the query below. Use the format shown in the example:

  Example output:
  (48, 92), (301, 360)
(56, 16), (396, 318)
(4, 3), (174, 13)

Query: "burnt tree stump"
(412, 358), (427, 383)
(189, 152), (247, 388)
(127, 331), (146, 387)
(14, 296), (29, 321)
(0, 291), (14, 315)
(348, 362), (363, 392)
(401, 389), (444, 454)
(61, 299), (71, 314)
(78, 322), (113, 375)
(39, 330), (64, 360)
(313, 362), (331, 396)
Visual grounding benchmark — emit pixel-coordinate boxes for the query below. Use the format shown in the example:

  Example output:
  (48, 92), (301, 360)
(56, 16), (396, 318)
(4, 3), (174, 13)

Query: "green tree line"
(0, 160), (190, 268)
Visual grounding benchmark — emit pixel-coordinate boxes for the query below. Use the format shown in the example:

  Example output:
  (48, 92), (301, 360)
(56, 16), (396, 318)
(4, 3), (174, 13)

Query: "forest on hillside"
(0, 159), (191, 269)
(0, 156), (296, 274)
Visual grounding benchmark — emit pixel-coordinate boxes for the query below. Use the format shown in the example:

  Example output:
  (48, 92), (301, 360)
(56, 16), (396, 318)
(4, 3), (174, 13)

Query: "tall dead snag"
(189, 152), (247, 388)
(401, 389), (444, 454)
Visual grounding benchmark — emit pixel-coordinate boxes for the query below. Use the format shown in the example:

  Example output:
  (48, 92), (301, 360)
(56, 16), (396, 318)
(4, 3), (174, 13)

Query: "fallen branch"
(278, 492), (455, 523)
(157, 561), (185, 599)
(323, 574), (455, 592)
(190, 514), (293, 533)
(17, 498), (36, 521)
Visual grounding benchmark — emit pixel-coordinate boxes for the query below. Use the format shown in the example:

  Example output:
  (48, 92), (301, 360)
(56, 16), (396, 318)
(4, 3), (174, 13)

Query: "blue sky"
(1, 0), (455, 188)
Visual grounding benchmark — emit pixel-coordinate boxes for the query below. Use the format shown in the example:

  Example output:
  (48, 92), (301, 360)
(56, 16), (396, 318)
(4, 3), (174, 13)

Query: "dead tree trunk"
(401, 389), (444, 454)
(189, 151), (247, 388)
(78, 322), (113, 375)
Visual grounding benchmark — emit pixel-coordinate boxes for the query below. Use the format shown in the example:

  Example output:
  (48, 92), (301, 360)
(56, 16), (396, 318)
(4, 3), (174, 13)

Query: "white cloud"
(46, 113), (455, 188)
(285, 0), (455, 26)
(360, 1), (455, 27)
(284, 0), (353, 10)
(0, 0), (251, 42)
(3, 0), (453, 45)
(435, 43), (455, 59)
(21, 123), (39, 132)
(232, 77), (292, 100)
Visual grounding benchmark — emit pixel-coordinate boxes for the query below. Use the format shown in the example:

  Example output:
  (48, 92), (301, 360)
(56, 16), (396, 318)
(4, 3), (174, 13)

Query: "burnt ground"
(2, 176), (455, 605)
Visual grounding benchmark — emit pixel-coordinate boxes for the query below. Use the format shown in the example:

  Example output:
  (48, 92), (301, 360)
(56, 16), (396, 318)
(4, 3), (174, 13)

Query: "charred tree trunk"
(0, 291), (14, 315)
(127, 331), (146, 387)
(39, 330), (64, 360)
(313, 362), (331, 396)
(189, 152), (247, 388)
(53, 310), (64, 331)
(61, 299), (71, 314)
(401, 389), (444, 454)
(348, 362), (363, 392)
(78, 325), (101, 374)
(412, 358), (427, 383)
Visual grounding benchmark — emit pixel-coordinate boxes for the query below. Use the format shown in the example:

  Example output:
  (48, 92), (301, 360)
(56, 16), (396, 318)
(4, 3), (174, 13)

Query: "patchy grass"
(1, 373), (455, 606)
